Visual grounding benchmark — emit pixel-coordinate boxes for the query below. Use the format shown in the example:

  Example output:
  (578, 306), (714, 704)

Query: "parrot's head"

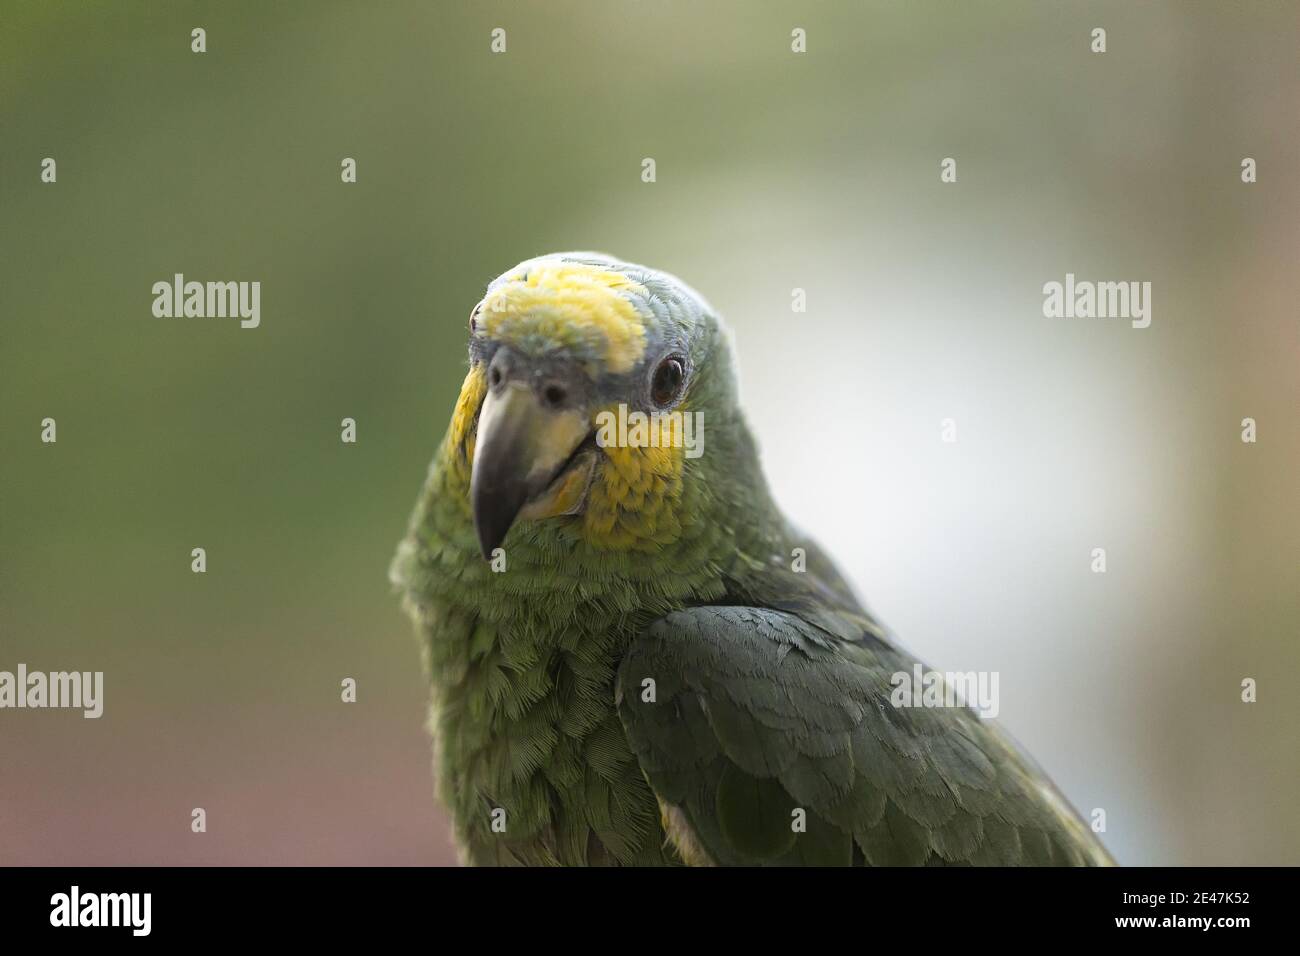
(447, 252), (750, 560)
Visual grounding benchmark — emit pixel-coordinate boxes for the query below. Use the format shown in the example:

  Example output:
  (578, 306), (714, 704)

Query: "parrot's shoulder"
(615, 605), (1114, 866)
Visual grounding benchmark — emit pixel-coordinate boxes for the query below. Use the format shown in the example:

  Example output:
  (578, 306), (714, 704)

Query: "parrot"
(390, 252), (1115, 866)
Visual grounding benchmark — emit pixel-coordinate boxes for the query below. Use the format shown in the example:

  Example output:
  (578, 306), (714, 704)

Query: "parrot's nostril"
(541, 383), (567, 408)
(488, 366), (504, 390)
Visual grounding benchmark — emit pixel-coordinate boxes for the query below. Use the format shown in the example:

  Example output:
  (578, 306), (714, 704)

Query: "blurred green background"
(2, 1), (1296, 865)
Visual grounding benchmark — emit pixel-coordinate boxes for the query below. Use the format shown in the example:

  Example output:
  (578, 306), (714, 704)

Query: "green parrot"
(391, 252), (1114, 866)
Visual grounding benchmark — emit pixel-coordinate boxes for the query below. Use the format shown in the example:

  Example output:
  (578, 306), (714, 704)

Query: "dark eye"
(651, 356), (685, 406)
(469, 303), (483, 333)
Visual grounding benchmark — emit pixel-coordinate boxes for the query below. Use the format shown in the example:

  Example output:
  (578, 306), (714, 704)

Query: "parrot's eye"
(650, 355), (686, 406)
(469, 303), (483, 333)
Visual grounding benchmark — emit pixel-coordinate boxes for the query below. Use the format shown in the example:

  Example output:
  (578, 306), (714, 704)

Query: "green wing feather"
(616, 605), (1114, 866)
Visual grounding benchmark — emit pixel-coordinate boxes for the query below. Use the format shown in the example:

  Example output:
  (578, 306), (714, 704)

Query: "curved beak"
(470, 383), (590, 559)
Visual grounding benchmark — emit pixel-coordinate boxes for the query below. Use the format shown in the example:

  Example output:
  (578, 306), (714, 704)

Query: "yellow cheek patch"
(481, 262), (648, 374)
(582, 409), (686, 552)
(444, 366), (487, 488)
